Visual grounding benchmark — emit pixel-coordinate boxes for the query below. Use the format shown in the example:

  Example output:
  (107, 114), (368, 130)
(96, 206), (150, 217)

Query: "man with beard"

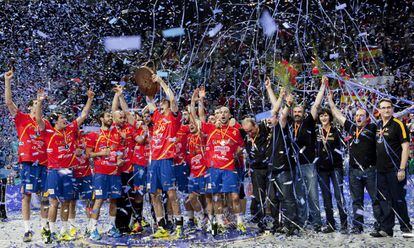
(35, 88), (94, 243)
(86, 111), (123, 240)
(327, 92), (380, 234)
(370, 99), (412, 238)
(289, 80), (325, 232)
(4, 70), (49, 242)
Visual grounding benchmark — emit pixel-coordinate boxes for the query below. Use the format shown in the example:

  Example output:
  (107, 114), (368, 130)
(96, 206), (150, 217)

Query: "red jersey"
(44, 120), (79, 169)
(174, 124), (190, 165)
(151, 109), (181, 160)
(114, 123), (136, 173)
(201, 122), (244, 171)
(86, 127), (122, 175)
(14, 111), (47, 165)
(187, 133), (207, 177)
(131, 126), (151, 167)
(71, 132), (92, 178)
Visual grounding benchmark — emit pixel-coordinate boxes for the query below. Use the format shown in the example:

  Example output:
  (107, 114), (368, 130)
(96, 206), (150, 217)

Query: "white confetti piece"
(259, 10), (277, 37)
(103, 35), (141, 52)
(335, 3), (347, 11)
(208, 23), (223, 37)
(162, 27), (185, 37)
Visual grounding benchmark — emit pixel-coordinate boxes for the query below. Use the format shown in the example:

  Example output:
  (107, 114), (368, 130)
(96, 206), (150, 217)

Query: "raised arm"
(4, 70), (18, 116)
(118, 89), (135, 125)
(153, 74), (178, 113)
(327, 90), (346, 126)
(76, 89), (94, 126)
(190, 88), (200, 124)
(311, 75), (327, 120)
(198, 86), (206, 122)
(265, 77), (285, 116)
(35, 89), (46, 131)
(111, 86), (121, 113)
(280, 93), (293, 128)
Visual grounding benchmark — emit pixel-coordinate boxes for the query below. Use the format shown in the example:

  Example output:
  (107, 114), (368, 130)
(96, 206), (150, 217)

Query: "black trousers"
(115, 172), (134, 233)
(318, 169), (348, 229)
(377, 170), (412, 235)
(349, 167), (381, 230)
(268, 170), (298, 228)
(250, 168), (268, 222)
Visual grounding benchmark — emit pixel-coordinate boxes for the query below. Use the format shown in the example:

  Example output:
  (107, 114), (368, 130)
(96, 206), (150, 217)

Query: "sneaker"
(401, 227), (413, 233)
(83, 228), (91, 238)
(107, 226), (122, 238)
(42, 229), (51, 244)
(152, 227), (170, 239)
(217, 224), (227, 234)
(141, 218), (150, 227)
(23, 230), (34, 242)
(69, 226), (77, 237)
(59, 231), (75, 241)
(370, 230), (390, 238)
(131, 222), (143, 233)
(322, 226), (335, 234)
(286, 227), (299, 237)
(237, 223), (247, 233)
(173, 225), (185, 239)
(89, 229), (102, 241)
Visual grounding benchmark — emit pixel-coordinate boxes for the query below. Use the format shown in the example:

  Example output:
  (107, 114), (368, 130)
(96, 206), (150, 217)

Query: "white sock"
(68, 218), (76, 227)
(41, 218), (48, 229)
(236, 213), (243, 225)
(109, 216), (116, 227)
(61, 221), (68, 233)
(89, 219), (98, 231)
(49, 222), (56, 233)
(24, 220), (31, 232)
(216, 214), (224, 226)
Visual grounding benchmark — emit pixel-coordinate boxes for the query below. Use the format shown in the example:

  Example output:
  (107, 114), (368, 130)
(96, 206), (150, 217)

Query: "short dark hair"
(317, 107), (333, 123)
(378, 98), (393, 107)
(98, 111), (110, 123)
(49, 112), (63, 127)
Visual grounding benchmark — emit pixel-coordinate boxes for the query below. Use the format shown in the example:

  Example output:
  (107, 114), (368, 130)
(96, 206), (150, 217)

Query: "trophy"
(133, 64), (160, 98)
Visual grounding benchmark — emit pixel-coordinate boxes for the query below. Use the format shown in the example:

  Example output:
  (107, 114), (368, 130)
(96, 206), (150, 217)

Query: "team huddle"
(4, 68), (412, 243)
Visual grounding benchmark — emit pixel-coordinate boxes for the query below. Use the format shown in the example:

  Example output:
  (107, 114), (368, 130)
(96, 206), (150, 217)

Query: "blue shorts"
(133, 165), (147, 195)
(174, 163), (189, 193)
(147, 159), (176, 194)
(73, 176), (93, 200)
(188, 176), (206, 194)
(20, 162), (47, 194)
(46, 169), (74, 200)
(205, 168), (239, 194)
(93, 174), (122, 199)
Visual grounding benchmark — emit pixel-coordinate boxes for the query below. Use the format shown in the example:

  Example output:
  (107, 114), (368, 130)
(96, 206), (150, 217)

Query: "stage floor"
(1, 210), (414, 248)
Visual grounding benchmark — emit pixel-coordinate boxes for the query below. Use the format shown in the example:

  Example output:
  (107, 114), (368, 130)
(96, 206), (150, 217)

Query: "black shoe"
(401, 228), (413, 233)
(370, 230), (391, 238)
(313, 226), (322, 233)
(286, 226), (299, 237)
(321, 226), (335, 234)
(271, 224), (284, 234)
(350, 227), (363, 234)
(340, 226), (348, 234)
